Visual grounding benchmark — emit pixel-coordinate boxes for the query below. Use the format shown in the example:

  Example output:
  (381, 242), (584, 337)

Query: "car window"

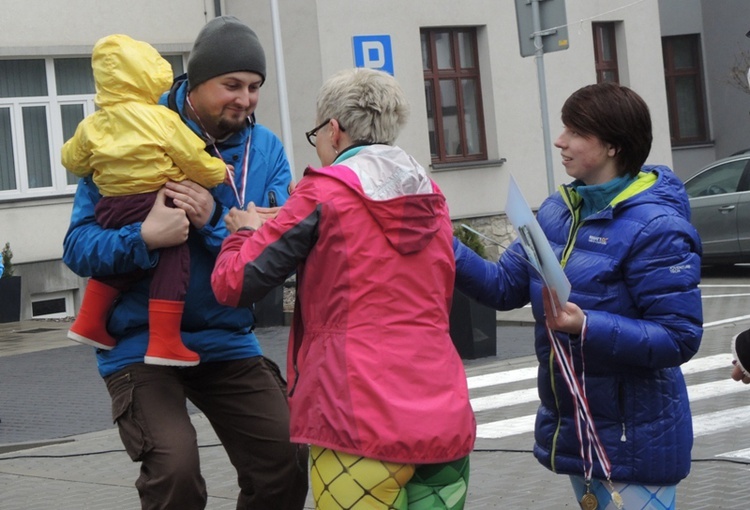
(684, 159), (749, 198)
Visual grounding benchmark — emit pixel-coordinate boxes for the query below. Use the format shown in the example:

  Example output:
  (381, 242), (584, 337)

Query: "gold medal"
(580, 491), (598, 510)
(611, 490), (624, 509)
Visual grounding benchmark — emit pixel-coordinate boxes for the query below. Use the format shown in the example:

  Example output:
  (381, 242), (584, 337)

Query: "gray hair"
(315, 68), (409, 145)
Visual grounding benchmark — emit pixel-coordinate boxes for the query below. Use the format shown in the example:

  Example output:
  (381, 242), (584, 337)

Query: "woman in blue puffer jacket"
(455, 82), (703, 509)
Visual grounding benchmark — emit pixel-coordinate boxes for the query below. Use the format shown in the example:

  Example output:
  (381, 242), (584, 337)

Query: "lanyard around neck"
(186, 94), (251, 208)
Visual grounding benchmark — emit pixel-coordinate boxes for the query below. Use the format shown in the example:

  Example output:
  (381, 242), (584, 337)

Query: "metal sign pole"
(531, 0), (556, 196)
(269, 0), (295, 176)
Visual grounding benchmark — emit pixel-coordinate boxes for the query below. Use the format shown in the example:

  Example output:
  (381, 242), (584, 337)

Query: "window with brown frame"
(662, 34), (708, 145)
(593, 23), (619, 84)
(421, 28), (487, 164)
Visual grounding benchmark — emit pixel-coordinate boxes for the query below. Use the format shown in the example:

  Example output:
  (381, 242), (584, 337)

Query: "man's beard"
(216, 115), (248, 137)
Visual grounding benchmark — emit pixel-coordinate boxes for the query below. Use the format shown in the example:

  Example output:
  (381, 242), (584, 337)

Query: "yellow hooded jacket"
(61, 34), (226, 197)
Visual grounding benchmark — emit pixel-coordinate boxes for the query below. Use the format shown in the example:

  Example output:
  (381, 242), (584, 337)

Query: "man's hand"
(164, 180), (214, 229)
(541, 287), (585, 335)
(225, 202), (263, 234)
(142, 187), (190, 250)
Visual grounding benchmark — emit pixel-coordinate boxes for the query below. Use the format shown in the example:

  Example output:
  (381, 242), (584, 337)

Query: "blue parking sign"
(353, 35), (394, 75)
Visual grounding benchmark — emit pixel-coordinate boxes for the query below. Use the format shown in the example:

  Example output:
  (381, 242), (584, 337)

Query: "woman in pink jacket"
(212, 68), (476, 509)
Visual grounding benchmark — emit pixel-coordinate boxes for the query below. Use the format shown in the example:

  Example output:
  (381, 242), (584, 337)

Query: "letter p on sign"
(353, 35), (394, 75)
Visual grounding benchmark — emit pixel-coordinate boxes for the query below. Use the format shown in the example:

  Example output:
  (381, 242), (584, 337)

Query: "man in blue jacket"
(63, 16), (307, 510)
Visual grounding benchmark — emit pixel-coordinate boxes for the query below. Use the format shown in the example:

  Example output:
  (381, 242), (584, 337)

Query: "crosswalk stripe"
(717, 446), (750, 460)
(681, 353), (732, 374)
(467, 367), (537, 389)
(476, 415), (536, 440)
(688, 379), (749, 400)
(467, 353), (731, 392)
(471, 388), (538, 412)
(469, 354), (732, 414)
(471, 354), (741, 439)
(693, 406), (750, 437)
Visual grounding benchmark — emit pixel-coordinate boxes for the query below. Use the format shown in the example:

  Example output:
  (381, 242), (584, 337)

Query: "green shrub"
(2, 242), (13, 278)
(453, 225), (486, 259)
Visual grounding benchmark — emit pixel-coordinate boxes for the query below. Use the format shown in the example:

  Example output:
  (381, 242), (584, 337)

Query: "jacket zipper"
(550, 187), (581, 470)
(550, 352), (561, 472)
(618, 381), (627, 442)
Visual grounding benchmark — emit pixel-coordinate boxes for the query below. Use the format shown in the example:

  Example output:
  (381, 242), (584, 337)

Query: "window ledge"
(430, 158), (506, 172)
(0, 193), (76, 209)
(671, 141), (714, 151)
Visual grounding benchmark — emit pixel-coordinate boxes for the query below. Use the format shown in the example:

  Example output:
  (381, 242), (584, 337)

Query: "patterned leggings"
(570, 475), (677, 510)
(310, 445), (470, 509)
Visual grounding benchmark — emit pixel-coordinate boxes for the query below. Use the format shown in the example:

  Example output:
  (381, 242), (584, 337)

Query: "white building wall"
(0, 0), (672, 317)
(0, 0), (209, 52)
(253, 0), (671, 217)
(0, 0), (213, 268)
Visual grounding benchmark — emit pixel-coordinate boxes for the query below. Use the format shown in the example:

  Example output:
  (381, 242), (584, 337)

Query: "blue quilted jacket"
(455, 166), (703, 485)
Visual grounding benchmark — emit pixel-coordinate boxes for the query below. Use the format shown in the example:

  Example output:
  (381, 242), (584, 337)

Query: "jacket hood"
(638, 165), (692, 220)
(564, 165), (692, 221)
(92, 34), (174, 108)
(307, 145), (446, 255)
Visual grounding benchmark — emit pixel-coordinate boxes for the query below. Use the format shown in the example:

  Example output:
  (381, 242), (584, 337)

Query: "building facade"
(659, 0), (750, 180)
(2, 0), (734, 319)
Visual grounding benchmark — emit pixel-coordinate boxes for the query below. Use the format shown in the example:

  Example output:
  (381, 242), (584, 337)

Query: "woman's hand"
(253, 206), (282, 222)
(542, 286), (585, 335)
(224, 202), (263, 234)
(164, 180), (214, 229)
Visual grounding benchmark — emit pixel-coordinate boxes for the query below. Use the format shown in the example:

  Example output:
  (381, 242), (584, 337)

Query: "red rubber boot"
(67, 280), (119, 350)
(144, 299), (200, 366)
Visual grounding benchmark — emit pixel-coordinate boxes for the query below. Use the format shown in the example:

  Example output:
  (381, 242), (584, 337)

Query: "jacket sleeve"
(582, 214), (703, 369)
(163, 112), (227, 189)
(255, 126), (292, 208)
(60, 121), (94, 178)
(454, 237), (532, 311)
(212, 178), (320, 307)
(62, 177), (158, 277)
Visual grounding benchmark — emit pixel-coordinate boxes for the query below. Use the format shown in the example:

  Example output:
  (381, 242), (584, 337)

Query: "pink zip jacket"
(212, 144), (476, 463)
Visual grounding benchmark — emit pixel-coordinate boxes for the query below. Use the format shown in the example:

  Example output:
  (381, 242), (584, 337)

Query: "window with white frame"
(0, 54), (184, 201)
(31, 290), (75, 319)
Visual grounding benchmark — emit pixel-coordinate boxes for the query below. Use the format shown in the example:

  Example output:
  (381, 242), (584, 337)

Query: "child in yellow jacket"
(62, 34), (230, 366)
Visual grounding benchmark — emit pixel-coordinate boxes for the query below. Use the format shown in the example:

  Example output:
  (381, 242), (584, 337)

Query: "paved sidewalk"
(0, 316), (748, 509)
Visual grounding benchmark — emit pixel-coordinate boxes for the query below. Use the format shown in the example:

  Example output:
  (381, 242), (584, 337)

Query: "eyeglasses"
(305, 118), (345, 147)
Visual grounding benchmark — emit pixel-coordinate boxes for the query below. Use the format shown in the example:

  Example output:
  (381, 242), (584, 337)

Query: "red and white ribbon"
(546, 314), (613, 483)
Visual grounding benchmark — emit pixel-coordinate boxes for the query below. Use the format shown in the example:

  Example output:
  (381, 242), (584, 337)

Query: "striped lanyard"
(186, 94), (250, 208)
(546, 314), (623, 508)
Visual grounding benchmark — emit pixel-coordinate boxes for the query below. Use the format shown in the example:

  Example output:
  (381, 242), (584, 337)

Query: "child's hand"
(224, 165), (235, 185)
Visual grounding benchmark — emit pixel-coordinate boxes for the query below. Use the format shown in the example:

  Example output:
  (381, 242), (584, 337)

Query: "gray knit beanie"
(187, 16), (266, 90)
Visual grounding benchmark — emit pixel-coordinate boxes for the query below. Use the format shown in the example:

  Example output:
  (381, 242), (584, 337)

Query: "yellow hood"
(92, 34), (173, 108)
